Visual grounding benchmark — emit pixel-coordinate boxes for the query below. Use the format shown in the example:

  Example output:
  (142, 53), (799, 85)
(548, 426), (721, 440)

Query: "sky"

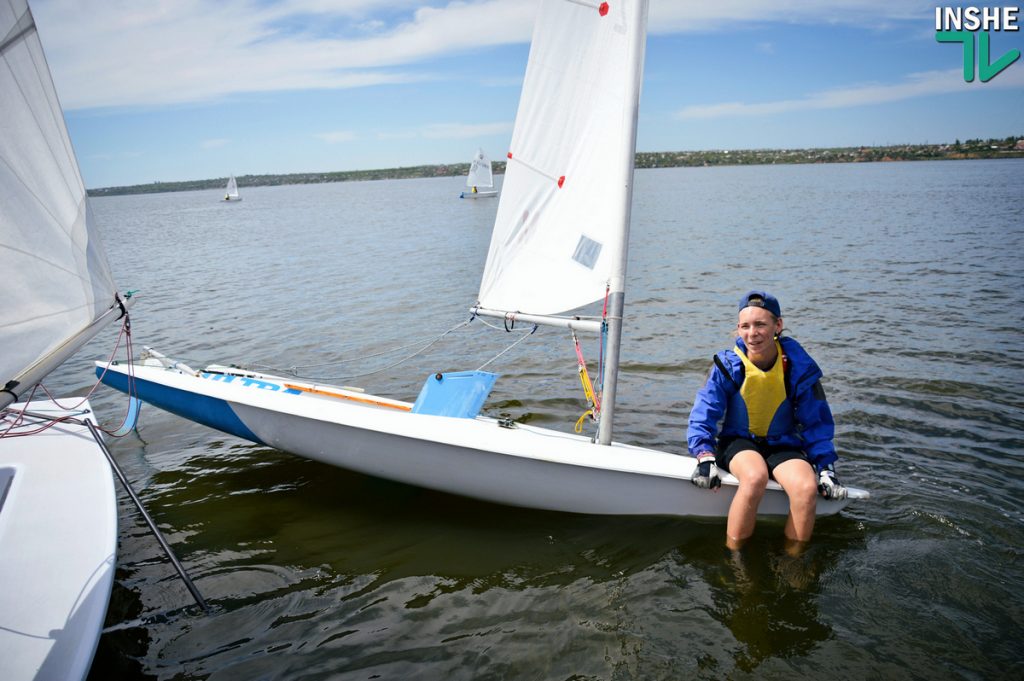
(28, 0), (1024, 189)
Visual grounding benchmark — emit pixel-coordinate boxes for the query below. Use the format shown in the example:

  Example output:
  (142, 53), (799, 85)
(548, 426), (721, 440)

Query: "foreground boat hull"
(97, 361), (864, 517)
(0, 400), (117, 681)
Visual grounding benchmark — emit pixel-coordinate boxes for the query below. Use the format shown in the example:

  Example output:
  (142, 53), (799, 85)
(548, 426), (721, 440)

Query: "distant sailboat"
(459, 149), (497, 199)
(223, 174), (242, 201)
(0, 1), (129, 677)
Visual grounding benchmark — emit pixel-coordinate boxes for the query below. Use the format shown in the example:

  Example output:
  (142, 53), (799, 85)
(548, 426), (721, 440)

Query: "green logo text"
(935, 6), (1021, 82)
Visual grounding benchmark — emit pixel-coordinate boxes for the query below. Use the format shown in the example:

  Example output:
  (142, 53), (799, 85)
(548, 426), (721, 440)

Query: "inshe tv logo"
(935, 6), (1021, 82)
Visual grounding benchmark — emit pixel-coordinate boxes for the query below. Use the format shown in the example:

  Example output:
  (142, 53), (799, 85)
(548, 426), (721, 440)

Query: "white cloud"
(676, 67), (1024, 119)
(30, 0), (941, 111)
(201, 138), (230, 148)
(32, 0), (535, 110)
(650, 0), (935, 33)
(316, 131), (357, 143)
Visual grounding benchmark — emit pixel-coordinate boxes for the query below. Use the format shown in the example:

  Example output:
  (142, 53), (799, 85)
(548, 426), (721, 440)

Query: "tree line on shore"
(87, 136), (1023, 197)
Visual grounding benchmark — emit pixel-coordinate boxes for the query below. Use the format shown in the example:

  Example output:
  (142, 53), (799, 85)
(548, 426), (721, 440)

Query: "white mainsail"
(466, 148), (494, 189)
(477, 0), (646, 316)
(224, 174), (240, 199)
(1, 4), (127, 677)
(0, 0), (120, 405)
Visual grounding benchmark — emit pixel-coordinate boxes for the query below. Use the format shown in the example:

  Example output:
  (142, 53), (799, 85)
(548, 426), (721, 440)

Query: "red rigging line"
(506, 151), (566, 189)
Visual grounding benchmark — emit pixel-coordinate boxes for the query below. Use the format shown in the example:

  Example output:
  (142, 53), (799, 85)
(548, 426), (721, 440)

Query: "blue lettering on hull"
(97, 367), (264, 445)
(201, 372), (302, 394)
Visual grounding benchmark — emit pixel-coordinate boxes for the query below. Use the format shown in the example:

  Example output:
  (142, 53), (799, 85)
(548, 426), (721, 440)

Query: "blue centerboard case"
(411, 371), (498, 418)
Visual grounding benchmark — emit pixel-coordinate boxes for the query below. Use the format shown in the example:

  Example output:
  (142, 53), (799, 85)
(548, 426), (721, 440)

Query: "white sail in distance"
(477, 0), (647, 316)
(0, 0), (118, 396)
(466, 149), (493, 188)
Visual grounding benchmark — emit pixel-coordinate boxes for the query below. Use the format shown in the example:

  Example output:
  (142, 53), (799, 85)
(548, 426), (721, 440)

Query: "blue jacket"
(687, 336), (837, 470)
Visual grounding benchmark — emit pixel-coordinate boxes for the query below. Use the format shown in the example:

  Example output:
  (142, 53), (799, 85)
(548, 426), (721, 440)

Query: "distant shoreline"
(87, 137), (1023, 197)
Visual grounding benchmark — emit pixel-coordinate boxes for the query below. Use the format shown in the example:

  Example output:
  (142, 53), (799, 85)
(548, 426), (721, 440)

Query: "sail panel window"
(572, 234), (602, 270)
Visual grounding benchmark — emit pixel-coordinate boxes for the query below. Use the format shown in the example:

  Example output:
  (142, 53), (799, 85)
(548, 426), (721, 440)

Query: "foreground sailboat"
(459, 148), (497, 199)
(96, 0), (866, 517)
(0, 1), (127, 678)
(222, 174), (242, 201)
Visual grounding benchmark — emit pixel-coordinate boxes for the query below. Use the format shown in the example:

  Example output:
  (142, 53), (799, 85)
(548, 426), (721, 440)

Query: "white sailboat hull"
(460, 190), (498, 199)
(96, 359), (865, 517)
(0, 400), (117, 681)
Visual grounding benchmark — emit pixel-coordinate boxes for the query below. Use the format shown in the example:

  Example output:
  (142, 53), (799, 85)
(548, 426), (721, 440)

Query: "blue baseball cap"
(738, 290), (781, 317)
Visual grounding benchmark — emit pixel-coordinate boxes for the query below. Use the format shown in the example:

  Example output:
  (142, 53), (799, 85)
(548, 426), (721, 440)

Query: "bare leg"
(772, 458), (818, 552)
(725, 450), (769, 550)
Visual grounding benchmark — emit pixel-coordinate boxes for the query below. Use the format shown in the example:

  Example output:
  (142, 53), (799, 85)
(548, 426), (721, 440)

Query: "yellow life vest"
(731, 341), (789, 438)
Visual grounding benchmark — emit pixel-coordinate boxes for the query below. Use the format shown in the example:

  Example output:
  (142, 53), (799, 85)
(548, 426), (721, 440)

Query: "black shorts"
(716, 436), (808, 479)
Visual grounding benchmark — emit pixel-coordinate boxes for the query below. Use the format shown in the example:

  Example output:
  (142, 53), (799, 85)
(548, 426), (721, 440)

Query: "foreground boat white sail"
(459, 148), (497, 199)
(0, 1), (125, 678)
(95, 0), (866, 518)
(222, 174), (242, 201)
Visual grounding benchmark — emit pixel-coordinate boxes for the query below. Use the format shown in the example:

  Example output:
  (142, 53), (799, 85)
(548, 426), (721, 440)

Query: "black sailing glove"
(817, 463), (848, 500)
(691, 452), (721, 490)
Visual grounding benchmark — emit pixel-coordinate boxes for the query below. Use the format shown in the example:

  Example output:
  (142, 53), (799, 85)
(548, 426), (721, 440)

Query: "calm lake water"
(47, 160), (1023, 679)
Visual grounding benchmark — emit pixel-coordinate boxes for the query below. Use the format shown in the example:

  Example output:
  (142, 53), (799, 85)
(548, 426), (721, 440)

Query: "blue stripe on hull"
(96, 367), (264, 444)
